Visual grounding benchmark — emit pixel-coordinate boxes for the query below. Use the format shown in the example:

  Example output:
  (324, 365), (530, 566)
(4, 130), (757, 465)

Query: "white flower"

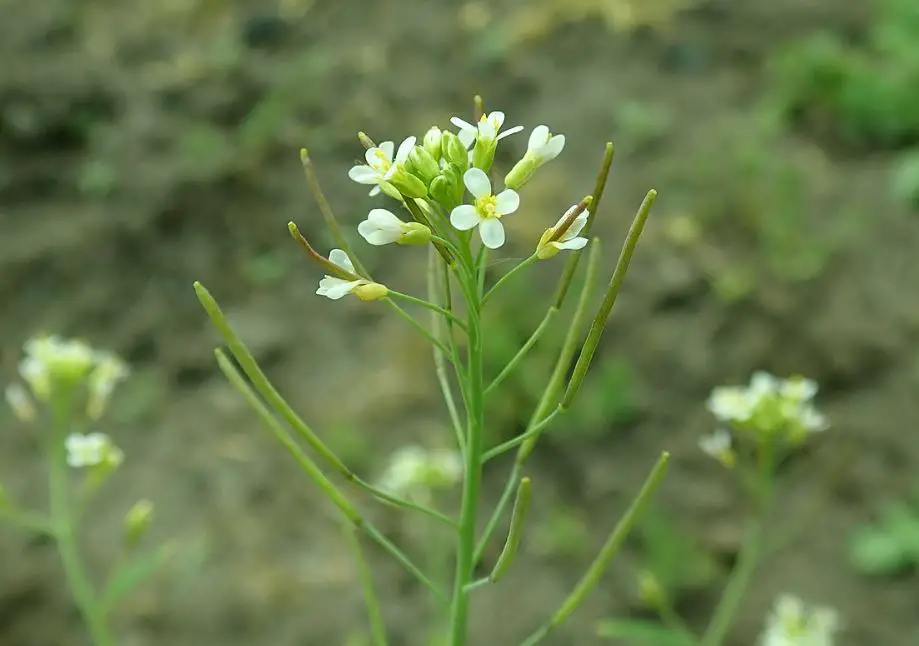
(449, 168), (520, 249)
(348, 137), (416, 196)
(545, 205), (590, 254)
(706, 385), (756, 423)
(378, 445), (463, 501)
(87, 352), (130, 419)
(315, 249), (366, 300)
(699, 428), (735, 467)
(781, 376), (819, 402)
(450, 111), (523, 148)
(760, 594), (840, 646)
(524, 125), (565, 165)
(65, 432), (122, 469)
(749, 370), (782, 398)
(798, 405), (829, 433)
(19, 336), (97, 400)
(357, 209), (430, 246)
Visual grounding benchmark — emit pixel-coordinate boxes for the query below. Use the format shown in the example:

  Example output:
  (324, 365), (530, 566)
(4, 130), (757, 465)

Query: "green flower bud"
(379, 181), (403, 201)
(399, 221), (433, 246)
(430, 172), (461, 210)
(406, 146), (440, 186)
(423, 126), (443, 161)
(472, 138), (497, 173)
(124, 499), (154, 548)
(441, 131), (469, 172)
(504, 157), (537, 191)
(354, 282), (389, 301)
(388, 168), (428, 199)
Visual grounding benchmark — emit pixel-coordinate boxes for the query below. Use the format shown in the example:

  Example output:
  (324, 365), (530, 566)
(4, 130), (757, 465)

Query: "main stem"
(49, 391), (114, 646)
(449, 293), (485, 646)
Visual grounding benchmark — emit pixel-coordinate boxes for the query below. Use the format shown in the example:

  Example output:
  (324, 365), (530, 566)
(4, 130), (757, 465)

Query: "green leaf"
(849, 503), (919, 575)
(100, 544), (172, 611)
(597, 618), (696, 646)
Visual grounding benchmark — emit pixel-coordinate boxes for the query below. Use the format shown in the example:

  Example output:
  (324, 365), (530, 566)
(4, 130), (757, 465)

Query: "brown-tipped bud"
(354, 282), (389, 301)
(357, 132), (376, 150)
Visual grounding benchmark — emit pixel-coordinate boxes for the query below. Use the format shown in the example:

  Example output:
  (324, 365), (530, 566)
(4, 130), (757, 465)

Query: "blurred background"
(2, 0), (919, 644)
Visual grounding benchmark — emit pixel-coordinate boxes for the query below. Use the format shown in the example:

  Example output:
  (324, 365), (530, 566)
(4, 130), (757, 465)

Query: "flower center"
(371, 148), (392, 172)
(475, 194), (499, 219)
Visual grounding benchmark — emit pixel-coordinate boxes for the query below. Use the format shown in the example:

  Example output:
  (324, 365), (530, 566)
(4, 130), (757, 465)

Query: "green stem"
(483, 407), (562, 462)
(473, 463), (521, 565)
(484, 307), (558, 398)
(388, 290), (468, 331)
(0, 509), (57, 536)
(520, 452), (670, 646)
(449, 283), (486, 646)
(49, 392), (114, 646)
(482, 255), (537, 306)
(342, 519), (389, 646)
(385, 299), (453, 357)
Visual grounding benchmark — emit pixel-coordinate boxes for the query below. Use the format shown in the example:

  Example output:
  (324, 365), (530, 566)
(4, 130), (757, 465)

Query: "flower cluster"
(700, 371), (828, 465)
(312, 109), (579, 300)
(377, 445), (463, 503)
(759, 594), (840, 646)
(65, 432), (124, 469)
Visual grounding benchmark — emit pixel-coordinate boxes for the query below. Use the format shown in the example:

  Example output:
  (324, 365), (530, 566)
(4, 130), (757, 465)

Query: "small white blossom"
(539, 205), (589, 257)
(449, 168), (520, 249)
(65, 432), (123, 469)
(749, 371), (782, 398)
(450, 111), (523, 148)
(316, 249), (366, 300)
(781, 376), (819, 402)
(378, 445), (463, 501)
(357, 209), (430, 246)
(87, 352), (130, 419)
(706, 385), (756, 423)
(524, 125), (565, 165)
(760, 594), (840, 646)
(19, 336), (97, 400)
(798, 405), (829, 434)
(348, 137), (416, 196)
(699, 428), (735, 467)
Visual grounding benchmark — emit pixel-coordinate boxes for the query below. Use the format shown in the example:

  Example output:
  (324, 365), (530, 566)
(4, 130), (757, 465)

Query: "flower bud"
(504, 157), (537, 191)
(441, 131), (469, 172)
(423, 126), (443, 161)
(399, 221), (433, 246)
(124, 499), (154, 548)
(638, 570), (665, 608)
(536, 228), (560, 260)
(354, 282), (389, 301)
(406, 146), (440, 186)
(472, 139), (497, 173)
(388, 168), (428, 199)
(378, 181), (403, 201)
(430, 171), (461, 210)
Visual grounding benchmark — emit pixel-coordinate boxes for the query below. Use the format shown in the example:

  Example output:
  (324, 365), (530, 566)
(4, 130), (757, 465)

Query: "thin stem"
(473, 463), (521, 565)
(449, 270), (486, 646)
(482, 255), (537, 306)
(483, 406), (563, 462)
(387, 290), (468, 331)
(342, 519), (389, 646)
(49, 391), (114, 646)
(385, 299), (453, 358)
(699, 445), (773, 646)
(485, 307), (558, 398)
(519, 452), (671, 646)
(0, 509), (57, 536)
(215, 349), (446, 603)
(488, 477), (532, 583)
(428, 248), (466, 454)
(196, 283), (454, 527)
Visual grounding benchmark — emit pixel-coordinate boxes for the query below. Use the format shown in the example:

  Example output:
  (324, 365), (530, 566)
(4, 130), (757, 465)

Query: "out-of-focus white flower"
(749, 371), (782, 398)
(87, 352), (130, 419)
(19, 336), (97, 400)
(760, 594), (840, 646)
(537, 205), (590, 259)
(449, 168), (520, 249)
(65, 432), (123, 469)
(5, 383), (36, 422)
(450, 111), (523, 149)
(699, 428), (735, 468)
(348, 137), (416, 196)
(781, 375), (819, 402)
(357, 209), (431, 246)
(706, 385), (756, 424)
(315, 249), (387, 301)
(378, 445), (463, 502)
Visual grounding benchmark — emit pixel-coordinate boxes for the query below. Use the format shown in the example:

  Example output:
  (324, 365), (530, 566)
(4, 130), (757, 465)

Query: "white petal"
(563, 212), (589, 239)
(349, 165), (380, 184)
(488, 111), (505, 129)
(463, 168), (491, 198)
(458, 129), (476, 148)
(317, 277), (361, 300)
(367, 208), (404, 231)
(497, 125), (524, 140)
(478, 119), (497, 140)
(378, 141), (395, 161)
(494, 189), (520, 215)
(553, 236), (588, 251)
(369, 185), (381, 197)
(450, 205), (481, 230)
(528, 125), (550, 152)
(358, 221), (401, 245)
(479, 218), (506, 249)
(328, 249), (355, 274)
(451, 116), (476, 132)
(542, 134), (565, 160)
(395, 136), (416, 164)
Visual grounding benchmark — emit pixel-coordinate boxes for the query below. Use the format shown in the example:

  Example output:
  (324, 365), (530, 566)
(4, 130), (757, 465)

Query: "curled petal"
(328, 249), (356, 274)
(463, 168), (491, 198)
(542, 134), (565, 160)
(561, 211), (589, 240)
(528, 125), (550, 152)
(479, 218), (506, 249)
(395, 136), (416, 164)
(367, 208), (404, 230)
(317, 276), (362, 300)
(358, 221), (401, 246)
(450, 204), (481, 231)
(494, 189), (520, 216)
(378, 141), (395, 161)
(487, 111), (506, 129)
(349, 165), (380, 184)
(553, 237), (588, 251)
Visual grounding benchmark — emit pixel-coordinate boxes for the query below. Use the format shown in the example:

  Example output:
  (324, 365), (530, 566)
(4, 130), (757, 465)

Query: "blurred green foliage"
(850, 495), (919, 576)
